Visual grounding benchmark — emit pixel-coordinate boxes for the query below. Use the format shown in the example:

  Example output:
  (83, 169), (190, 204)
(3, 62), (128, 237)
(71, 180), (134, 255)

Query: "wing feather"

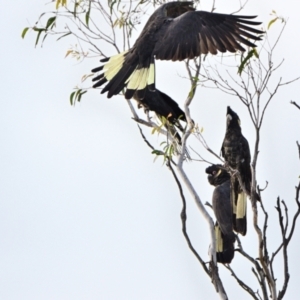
(154, 10), (263, 60)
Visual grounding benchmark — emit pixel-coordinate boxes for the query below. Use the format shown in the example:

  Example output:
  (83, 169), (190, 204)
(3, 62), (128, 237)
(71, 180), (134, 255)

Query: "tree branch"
(166, 160), (210, 275)
(290, 101), (300, 110)
(225, 265), (259, 300)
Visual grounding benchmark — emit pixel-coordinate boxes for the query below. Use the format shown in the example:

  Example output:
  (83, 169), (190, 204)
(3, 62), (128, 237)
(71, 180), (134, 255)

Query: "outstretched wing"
(154, 11), (263, 61)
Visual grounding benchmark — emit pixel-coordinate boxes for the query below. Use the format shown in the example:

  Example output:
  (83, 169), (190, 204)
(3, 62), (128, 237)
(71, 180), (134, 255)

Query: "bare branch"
(297, 141), (300, 159)
(290, 101), (300, 110)
(225, 265), (259, 300)
(275, 198), (290, 300)
(286, 182), (300, 245)
(235, 237), (268, 300)
(166, 160), (210, 274)
(137, 125), (155, 151)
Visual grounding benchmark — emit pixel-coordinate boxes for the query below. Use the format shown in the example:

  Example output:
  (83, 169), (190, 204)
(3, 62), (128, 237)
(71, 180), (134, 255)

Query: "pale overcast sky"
(1, 0), (300, 299)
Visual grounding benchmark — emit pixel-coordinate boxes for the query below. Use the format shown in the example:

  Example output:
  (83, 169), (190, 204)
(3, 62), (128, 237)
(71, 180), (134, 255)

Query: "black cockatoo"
(133, 88), (186, 143)
(134, 89), (186, 126)
(92, 1), (263, 100)
(221, 106), (251, 236)
(206, 164), (235, 264)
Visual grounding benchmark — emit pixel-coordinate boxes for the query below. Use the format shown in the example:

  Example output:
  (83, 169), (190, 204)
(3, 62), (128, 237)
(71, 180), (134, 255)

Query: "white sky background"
(1, 0), (300, 299)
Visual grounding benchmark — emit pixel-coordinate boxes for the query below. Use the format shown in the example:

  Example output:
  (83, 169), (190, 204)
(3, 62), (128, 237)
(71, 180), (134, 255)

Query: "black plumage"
(206, 164), (235, 264)
(92, 1), (263, 100)
(221, 106), (250, 236)
(134, 88), (186, 143)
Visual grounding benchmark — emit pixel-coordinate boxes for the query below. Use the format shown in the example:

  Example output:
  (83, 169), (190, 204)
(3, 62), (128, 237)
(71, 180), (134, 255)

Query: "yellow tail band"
(236, 192), (247, 219)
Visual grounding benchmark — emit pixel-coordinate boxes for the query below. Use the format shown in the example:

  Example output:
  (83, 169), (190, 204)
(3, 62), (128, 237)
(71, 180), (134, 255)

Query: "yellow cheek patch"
(216, 169), (222, 177)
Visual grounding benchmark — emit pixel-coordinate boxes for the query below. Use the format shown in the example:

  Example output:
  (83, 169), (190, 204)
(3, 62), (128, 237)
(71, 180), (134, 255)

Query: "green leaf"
(70, 91), (76, 105)
(85, 11), (90, 26)
(268, 17), (278, 30)
(70, 89), (88, 104)
(73, 1), (78, 17)
(85, 1), (91, 26)
(33, 28), (46, 47)
(57, 32), (71, 41)
(152, 150), (163, 155)
(168, 145), (174, 157)
(46, 16), (56, 29)
(253, 48), (259, 58)
(41, 32), (48, 45)
(35, 31), (43, 46)
(238, 49), (256, 75)
(77, 90), (87, 102)
(75, 89), (81, 100)
(109, 0), (118, 14)
(21, 27), (29, 39)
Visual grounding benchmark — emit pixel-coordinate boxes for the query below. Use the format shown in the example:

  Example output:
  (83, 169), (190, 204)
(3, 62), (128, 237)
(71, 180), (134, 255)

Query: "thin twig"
(290, 101), (300, 110)
(225, 265), (259, 300)
(166, 160), (210, 275)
